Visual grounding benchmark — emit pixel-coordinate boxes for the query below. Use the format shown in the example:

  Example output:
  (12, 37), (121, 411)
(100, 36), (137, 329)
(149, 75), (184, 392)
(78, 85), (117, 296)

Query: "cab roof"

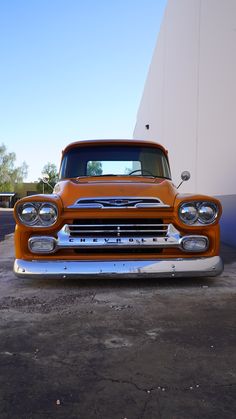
(62, 139), (168, 156)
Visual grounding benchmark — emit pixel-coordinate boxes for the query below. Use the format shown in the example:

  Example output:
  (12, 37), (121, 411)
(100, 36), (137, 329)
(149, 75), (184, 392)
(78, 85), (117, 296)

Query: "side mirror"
(42, 173), (50, 183)
(181, 171), (191, 182)
(177, 171), (191, 189)
(41, 173), (53, 191)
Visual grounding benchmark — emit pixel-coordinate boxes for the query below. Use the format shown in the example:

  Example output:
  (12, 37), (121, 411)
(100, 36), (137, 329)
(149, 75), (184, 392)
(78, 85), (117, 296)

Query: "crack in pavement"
(1, 351), (236, 396)
(92, 373), (236, 395)
(139, 395), (152, 419)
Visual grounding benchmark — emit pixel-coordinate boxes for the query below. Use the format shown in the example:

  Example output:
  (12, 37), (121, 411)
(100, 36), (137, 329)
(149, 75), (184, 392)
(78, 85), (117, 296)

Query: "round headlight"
(179, 203), (198, 225)
(198, 203), (218, 224)
(38, 204), (58, 226)
(19, 203), (38, 225)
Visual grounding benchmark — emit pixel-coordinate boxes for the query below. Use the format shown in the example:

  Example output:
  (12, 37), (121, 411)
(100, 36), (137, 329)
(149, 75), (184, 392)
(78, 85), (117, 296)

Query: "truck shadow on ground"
(220, 242), (236, 264)
(19, 275), (224, 292)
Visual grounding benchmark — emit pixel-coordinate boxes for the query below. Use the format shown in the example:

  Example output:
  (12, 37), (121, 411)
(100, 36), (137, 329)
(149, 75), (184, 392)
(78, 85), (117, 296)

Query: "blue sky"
(0, 0), (166, 181)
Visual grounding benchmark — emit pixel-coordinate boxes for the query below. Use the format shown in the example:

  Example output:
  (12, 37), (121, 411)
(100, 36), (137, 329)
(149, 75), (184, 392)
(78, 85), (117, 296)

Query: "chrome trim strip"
(67, 196), (170, 209)
(14, 256), (224, 279)
(71, 203), (103, 209)
(135, 203), (168, 208)
(57, 236), (179, 249)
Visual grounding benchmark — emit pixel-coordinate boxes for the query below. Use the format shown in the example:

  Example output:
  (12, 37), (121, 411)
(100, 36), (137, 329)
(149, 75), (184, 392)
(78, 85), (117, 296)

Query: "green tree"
(37, 162), (59, 193)
(0, 143), (28, 192)
(87, 161), (103, 176)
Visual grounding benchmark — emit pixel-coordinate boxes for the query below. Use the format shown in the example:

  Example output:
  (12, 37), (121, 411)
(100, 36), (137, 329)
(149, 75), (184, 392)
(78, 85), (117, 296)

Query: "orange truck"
(14, 139), (223, 278)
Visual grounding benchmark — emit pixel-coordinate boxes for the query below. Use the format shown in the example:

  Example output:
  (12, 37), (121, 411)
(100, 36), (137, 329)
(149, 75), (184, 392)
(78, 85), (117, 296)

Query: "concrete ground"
(0, 235), (235, 419)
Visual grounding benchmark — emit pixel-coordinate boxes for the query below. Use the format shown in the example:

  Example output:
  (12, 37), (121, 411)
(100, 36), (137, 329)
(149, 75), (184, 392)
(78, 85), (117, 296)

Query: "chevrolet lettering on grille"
(68, 237), (160, 244)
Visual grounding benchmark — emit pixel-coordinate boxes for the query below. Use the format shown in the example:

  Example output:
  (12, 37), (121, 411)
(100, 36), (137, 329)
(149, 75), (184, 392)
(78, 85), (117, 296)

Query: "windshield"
(59, 145), (171, 179)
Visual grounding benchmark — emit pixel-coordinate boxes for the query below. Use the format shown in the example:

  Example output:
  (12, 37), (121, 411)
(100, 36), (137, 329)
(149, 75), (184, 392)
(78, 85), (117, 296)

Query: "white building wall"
(134, 0), (236, 246)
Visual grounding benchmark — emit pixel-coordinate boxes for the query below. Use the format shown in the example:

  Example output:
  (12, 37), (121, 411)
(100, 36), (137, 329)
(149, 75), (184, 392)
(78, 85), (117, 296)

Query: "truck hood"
(55, 177), (177, 208)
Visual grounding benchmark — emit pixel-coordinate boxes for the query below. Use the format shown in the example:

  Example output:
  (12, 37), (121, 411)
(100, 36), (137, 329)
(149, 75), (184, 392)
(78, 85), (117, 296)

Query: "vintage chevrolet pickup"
(14, 139), (223, 278)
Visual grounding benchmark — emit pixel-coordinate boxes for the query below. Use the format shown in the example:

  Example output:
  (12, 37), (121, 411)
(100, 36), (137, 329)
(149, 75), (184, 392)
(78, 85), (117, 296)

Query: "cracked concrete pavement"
(0, 235), (236, 419)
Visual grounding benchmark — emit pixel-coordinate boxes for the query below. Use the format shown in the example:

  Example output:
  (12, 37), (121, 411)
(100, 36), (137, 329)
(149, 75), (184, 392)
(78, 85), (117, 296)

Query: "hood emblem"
(96, 199), (142, 207)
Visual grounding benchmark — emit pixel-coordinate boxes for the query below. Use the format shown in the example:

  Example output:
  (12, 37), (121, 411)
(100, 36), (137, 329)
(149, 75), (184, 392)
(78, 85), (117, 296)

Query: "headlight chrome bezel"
(17, 202), (58, 227)
(179, 201), (219, 226)
(178, 203), (198, 225)
(18, 203), (38, 226)
(38, 204), (58, 226)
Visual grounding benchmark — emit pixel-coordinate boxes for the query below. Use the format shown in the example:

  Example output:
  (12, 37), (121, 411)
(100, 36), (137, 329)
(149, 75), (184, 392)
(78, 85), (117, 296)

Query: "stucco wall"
(218, 195), (236, 247)
(134, 0), (236, 195)
(134, 0), (236, 246)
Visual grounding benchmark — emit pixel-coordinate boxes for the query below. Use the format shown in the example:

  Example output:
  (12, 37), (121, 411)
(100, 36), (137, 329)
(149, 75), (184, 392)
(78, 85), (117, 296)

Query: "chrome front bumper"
(14, 256), (223, 279)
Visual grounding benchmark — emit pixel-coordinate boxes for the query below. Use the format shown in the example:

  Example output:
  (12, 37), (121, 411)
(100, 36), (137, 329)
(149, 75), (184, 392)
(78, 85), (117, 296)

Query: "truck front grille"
(63, 219), (167, 255)
(55, 219), (182, 256)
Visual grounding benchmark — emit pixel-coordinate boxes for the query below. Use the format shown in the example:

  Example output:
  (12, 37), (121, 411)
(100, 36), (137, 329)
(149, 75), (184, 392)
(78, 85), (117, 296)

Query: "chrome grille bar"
(69, 228), (167, 233)
(69, 223), (168, 227)
(67, 222), (169, 236)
